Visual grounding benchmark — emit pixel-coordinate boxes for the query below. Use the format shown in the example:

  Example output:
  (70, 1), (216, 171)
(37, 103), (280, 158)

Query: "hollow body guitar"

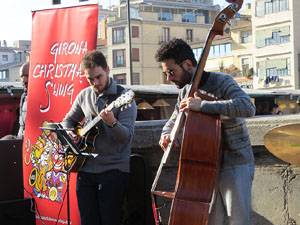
(67, 90), (135, 172)
(151, 1), (244, 225)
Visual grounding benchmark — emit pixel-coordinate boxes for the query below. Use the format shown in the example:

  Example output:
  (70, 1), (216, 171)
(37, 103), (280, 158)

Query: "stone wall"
(132, 114), (300, 225)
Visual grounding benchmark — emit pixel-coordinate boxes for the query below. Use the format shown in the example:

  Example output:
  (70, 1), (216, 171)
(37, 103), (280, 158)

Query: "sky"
(0, 0), (251, 47)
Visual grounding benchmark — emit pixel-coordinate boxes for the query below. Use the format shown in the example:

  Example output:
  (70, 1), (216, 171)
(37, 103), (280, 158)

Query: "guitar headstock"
(211, 0), (243, 36)
(107, 89), (135, 111)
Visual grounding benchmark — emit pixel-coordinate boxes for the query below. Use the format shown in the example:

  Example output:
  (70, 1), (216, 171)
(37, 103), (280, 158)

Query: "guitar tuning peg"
(121, 107), (124, 111)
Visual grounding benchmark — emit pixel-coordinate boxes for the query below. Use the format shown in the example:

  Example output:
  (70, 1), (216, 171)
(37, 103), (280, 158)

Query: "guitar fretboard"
(78, 89), (134, 137)
(80, 102), (115, 137)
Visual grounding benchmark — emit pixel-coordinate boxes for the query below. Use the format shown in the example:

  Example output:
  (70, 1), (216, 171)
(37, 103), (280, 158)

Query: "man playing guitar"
(61, 50), (137, 225)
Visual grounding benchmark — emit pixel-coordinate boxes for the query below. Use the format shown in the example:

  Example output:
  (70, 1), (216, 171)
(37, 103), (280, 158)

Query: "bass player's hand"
(179, 91), (203, 112)
(159, 134), (179, 151)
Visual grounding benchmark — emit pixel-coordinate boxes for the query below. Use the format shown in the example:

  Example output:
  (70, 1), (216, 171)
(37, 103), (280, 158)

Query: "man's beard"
(95, 77), (110, 94)
(176, 67), (192, 89)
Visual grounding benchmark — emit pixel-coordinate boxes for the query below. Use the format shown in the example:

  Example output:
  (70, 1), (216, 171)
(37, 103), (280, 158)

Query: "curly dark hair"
(155, 38), (197, 66)
(81, 50), (108, 71)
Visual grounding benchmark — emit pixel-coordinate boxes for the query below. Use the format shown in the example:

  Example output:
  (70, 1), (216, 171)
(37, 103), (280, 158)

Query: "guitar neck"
(81, 115), (102, 137)
(80, 104), (114, 137)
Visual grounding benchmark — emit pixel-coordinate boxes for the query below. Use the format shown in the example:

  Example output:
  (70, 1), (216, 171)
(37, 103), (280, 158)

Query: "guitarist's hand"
(67, 131), (80, 144)
(100, 107), (117, 127)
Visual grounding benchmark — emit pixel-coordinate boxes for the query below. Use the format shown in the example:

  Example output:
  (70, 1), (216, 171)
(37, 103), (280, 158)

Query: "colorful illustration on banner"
(25, 121), (69, 202)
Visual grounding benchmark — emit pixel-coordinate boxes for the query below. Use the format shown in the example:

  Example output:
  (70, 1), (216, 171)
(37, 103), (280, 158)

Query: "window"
(257, 58), (290, 80)
(241, 58), (249, 76)
(193, 48), (202, 61)
(113, 73), (127, 84)
(132, 48), (139, 62)
(130, 7), (139, 19)
(182, 12), (196, 23)
(186, 29), (193, 42)
(280, 35), (290, 43)
(241, 30), (252, 44)
(2, 55), (8, 61)
(132, 26), (139, 38)
(113, 49), (126, 67)
(0, 70), (8, 80)
(219, 44), (225, 57)
(132, 73), (140, 85)
(158, 12), (173, 21)
(193, 44), (231, 60)
(160, 27), (170, 44)
(225, 44), (232, 55)
(273, 31), (280, 44)
(214, 45), (220, 57)
(256, 26), (290, 48)
(266, 67), (277, 77)
(112, 27), (126, 44)
(264, 0), (289, 15)
(210, 43), (231, 58)
(265, 31), (281, 46)
(52, 0), (61, 4)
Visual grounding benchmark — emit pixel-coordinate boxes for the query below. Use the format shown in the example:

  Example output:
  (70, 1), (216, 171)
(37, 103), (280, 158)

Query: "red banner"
(23, 3), (98, 225)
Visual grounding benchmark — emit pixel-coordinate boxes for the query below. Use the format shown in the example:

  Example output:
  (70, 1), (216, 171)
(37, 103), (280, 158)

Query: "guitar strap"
(107, 85), (125, 105)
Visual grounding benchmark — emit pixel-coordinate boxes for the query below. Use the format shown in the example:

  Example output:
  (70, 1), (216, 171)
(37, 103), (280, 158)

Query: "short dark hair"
(270, 104), (279, 111)
(81, 50), (107, 71)
(155, 38), (197, 66)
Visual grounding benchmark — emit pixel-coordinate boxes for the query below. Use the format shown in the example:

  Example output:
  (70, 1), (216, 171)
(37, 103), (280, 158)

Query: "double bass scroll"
(151, 1), (244, 225)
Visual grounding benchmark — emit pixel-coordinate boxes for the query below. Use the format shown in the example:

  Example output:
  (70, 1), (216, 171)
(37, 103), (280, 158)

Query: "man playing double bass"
(155, 38), (255, 225)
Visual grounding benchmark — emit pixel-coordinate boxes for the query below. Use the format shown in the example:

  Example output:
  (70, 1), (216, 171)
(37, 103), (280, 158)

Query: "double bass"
(151, 1), (244, 224)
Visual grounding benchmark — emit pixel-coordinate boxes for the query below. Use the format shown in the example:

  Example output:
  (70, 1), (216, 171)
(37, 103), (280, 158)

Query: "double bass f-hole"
(151, 0), (244, 225)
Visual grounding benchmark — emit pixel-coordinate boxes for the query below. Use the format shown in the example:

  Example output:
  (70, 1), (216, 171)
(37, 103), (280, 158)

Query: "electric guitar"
(67, 89), (135, 172)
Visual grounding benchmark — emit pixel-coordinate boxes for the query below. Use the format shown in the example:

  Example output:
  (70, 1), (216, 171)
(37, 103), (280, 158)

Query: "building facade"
(0, 47), (29, 82)
(105, 0), (220, 85)
(252, 0), (297, 90)
(191, 3), (253, 88)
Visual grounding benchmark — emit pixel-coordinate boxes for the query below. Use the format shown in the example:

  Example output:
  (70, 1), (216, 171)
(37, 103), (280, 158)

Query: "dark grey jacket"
(62, 79), (137, 173)
(18, 92), (27, 138)
(162, 72), (255, 166)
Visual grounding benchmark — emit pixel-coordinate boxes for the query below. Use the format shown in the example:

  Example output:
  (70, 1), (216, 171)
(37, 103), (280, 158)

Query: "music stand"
(40, 123), (81, 225)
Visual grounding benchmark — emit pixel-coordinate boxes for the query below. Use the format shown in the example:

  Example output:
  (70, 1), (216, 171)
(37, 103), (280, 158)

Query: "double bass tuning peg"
(225, 27), (230, 34)
(217, 13), (232, 28)
(229, 3), (239, 13)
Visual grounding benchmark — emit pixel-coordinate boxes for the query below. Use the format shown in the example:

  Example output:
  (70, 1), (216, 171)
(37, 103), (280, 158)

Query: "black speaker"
(0, 139), (24, 201)
(0, 198), (36, 225)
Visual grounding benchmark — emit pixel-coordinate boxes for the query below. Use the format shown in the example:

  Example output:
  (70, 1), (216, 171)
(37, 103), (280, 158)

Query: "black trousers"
(76, 170), (129, 225)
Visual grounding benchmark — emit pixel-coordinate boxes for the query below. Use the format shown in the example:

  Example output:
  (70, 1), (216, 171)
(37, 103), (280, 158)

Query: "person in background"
(18, 62), (29, 138)
(269, 104), (279, 115)
(61, 50), (137, 225)
(155, 38), (256, 225)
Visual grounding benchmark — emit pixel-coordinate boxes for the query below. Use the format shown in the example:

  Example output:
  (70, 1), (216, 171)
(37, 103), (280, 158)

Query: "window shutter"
(132, 48), (139, 62)
(132, 26), (139, 38)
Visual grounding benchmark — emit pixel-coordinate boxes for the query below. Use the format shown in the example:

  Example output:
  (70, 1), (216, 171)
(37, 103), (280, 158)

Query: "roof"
(123, 0), (220, 11)
(0, 82), (24, 96)
(123, 84), (300, 98)
(0, 62), (24, 70)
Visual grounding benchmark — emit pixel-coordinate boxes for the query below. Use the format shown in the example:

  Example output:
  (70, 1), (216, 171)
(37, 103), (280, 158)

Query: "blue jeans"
(208, 163), (255, 225)
(76, 170), (129, 225)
